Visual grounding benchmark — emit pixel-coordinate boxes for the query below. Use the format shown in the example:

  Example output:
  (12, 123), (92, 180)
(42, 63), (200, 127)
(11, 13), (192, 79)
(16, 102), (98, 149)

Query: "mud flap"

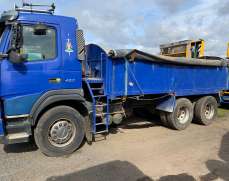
(84, 114), (93, 144)
(156, 95), (176, 113)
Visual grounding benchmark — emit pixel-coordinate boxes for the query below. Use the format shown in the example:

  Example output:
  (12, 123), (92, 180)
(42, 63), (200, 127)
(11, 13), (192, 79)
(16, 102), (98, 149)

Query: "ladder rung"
(96, 113), (108, 117)
(96, 122), (105, 126)
(86, 78), (104, 83)
(92, 88), (103, 90)
(110, 111), (125, 115)
(95, 130), (108, 134)
(96, 104), (107, 107)
(94, 95), (106, 98)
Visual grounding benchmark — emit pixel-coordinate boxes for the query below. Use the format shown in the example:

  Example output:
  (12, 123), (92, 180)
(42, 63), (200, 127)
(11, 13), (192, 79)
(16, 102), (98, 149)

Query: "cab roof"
(0, 9), (78, 27)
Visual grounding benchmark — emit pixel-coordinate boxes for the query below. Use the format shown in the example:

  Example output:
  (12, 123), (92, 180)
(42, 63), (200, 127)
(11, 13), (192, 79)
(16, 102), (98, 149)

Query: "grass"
(218, 107), (229, 118)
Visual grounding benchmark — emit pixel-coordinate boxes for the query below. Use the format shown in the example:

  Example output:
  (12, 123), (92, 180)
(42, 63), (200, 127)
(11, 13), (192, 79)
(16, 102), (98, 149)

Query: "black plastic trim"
(30, 89), (85, 125)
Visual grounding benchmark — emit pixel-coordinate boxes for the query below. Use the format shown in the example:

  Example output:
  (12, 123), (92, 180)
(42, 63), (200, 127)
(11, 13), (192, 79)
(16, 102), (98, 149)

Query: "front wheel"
(34, 106), (85, 157)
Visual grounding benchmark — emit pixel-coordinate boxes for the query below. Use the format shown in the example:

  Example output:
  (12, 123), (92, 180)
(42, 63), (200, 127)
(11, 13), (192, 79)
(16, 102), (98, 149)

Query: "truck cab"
(0, 10), (82, 96)
(0, 5), (89, 156)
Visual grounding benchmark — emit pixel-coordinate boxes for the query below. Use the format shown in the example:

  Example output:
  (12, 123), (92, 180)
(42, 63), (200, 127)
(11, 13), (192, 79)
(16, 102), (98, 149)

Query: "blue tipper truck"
(0, 4), (228, 156)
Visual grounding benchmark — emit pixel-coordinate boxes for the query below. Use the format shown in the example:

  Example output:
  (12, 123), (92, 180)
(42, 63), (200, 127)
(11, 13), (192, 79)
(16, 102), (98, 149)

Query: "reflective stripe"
(6, 114), (29, 119)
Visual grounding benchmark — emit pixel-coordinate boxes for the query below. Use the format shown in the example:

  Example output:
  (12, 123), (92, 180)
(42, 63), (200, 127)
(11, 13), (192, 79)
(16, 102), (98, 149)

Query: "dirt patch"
(0, 108), (229, 181)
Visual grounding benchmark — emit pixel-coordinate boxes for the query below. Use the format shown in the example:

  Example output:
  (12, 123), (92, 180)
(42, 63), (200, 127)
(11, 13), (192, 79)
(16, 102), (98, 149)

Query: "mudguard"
(30, 89), (85, 125)
(156, 95), (176, 113)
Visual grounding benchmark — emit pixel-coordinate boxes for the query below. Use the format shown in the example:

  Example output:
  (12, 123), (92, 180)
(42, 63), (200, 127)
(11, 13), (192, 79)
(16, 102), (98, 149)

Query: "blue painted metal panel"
(4, 93), (42, 116)
(0, 108), (4, 136)
(220, 73), (229, 104)
(4, 13), (78, 94)
(0, 26), (10, 53)
(86, 45), (228, 99)
(110, 59), (176, 97)
(85, 44), (107, 80)
(109, 59), (227, 97)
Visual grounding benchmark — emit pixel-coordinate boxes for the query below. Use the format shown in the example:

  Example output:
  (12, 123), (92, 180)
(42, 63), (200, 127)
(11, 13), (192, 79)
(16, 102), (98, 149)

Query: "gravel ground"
(0, 108), (229, 181)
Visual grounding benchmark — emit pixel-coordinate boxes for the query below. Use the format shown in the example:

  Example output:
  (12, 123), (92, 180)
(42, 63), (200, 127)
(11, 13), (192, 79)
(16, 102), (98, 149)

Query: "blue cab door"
(1, 23), (62, 97)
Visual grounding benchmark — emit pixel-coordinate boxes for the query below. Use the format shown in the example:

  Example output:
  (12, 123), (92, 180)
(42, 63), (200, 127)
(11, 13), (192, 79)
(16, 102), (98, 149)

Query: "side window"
(21, 25), (56, 62)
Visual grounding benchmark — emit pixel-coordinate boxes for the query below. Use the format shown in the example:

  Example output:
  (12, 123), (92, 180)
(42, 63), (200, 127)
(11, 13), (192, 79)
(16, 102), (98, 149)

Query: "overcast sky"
(0, 0), (228, 56)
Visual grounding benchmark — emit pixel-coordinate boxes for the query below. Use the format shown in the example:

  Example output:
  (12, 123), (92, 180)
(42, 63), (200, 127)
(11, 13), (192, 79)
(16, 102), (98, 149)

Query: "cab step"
(95, 130), (108, 134)
(96, 104), (107, 107)
(91, 88), (104, 90)
(96, 113), (108, 117)
(95, 122), (105, 126)
(94, 95), (106, 98)
(5, 132), (30, 144)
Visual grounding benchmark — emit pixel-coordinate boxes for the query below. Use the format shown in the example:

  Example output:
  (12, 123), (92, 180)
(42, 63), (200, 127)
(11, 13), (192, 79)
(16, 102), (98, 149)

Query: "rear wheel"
(159, 111), (169, 127)
(194, 96), (218, 125)
(34, 106), (85, 157)
(165, 98), (193, 130)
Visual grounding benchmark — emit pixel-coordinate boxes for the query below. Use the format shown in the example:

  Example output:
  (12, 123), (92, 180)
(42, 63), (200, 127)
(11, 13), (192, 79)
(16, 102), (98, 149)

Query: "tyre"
(194, 96), (218, 125)
(34, 106), (85, 157)
(166, 98), (193, 131)
(159, 111), (169, 127)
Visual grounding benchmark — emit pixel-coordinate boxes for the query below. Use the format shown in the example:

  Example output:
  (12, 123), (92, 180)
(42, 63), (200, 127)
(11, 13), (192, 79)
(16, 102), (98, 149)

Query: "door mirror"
(10, 23), (23, 50)
(8, 49), (27, 64)
(77, 29), (85, 61)
(8, 23), (27, 64)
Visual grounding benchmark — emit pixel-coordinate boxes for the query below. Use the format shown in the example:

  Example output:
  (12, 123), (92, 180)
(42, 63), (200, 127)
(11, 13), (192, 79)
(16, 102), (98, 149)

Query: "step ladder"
(85, 78), (110, 136)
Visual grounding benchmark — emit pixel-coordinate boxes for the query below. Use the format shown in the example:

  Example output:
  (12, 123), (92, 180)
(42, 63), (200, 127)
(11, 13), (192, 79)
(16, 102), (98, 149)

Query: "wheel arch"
(30, 90), (90, 126)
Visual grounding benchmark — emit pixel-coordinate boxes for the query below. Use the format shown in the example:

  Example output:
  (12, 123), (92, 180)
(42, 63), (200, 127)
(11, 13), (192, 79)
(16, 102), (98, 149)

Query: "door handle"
(49, 78), (62, 84)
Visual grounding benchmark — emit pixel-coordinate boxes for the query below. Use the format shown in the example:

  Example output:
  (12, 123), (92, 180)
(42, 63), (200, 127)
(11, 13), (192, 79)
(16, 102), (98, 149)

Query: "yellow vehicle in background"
(160, 39), (205, 58)
(227, 43), (229, 58)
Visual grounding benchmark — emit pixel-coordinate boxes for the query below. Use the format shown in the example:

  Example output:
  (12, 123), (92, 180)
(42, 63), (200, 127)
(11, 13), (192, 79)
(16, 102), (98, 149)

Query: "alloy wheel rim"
(205, 104), (215, 120)
(177, 107), (189, 124)
(48, 119), (76, 148)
